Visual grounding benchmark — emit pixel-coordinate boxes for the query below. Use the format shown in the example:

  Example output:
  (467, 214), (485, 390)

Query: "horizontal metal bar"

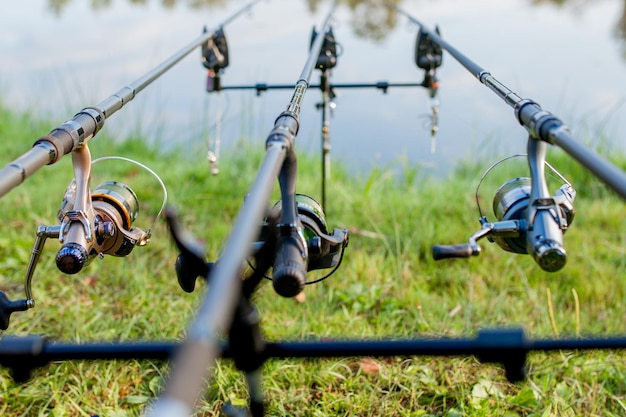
(219, 81), (425, 92)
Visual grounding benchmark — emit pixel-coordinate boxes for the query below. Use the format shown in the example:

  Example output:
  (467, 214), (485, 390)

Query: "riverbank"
(0, 105), (625, 415)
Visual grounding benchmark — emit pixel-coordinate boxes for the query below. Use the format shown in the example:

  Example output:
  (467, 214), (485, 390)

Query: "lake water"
(1, 0), (625, 178)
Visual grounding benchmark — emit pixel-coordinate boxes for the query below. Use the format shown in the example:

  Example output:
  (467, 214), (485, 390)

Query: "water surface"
(1, 0), (624, 178)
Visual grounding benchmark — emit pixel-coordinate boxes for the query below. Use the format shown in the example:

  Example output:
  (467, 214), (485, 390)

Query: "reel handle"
(432, 243), (476, 260)
(432, 220), (493, 261)
(164, 208), (211, 293)
(174, 254), (212, 293)
(0, 292), (29, 331)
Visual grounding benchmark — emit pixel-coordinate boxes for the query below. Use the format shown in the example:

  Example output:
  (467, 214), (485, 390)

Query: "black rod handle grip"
(272, 236), (307, 298)
(432, 243), (474, 260)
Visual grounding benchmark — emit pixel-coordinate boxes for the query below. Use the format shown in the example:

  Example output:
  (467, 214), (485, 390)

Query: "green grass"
(0, 104), (625, 416)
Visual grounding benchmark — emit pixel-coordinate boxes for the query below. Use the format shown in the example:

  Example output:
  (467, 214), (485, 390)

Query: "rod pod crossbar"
(0, 0), (265, 200)
(388, 3), (626, 200)
(218, 81), (424, 94)
(5, 329), (626, 385)
(146, 2), (338, 416)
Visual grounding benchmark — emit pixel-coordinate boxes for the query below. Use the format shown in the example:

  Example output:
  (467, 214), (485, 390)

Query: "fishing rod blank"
(389, 4), (626, 200)
(146, 3), (339, 416)
(0, 0), (264, 200)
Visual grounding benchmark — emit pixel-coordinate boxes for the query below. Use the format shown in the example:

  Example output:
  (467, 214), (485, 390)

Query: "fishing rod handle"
(272, 228), (308, 297)
(432, 243), (475, 260)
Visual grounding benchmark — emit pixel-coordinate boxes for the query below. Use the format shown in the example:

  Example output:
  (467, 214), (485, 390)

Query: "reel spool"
(491, 177), (531, 254)
(90, 180), (142, 257)
(477, 155), (576, 256)
(91, 181), (139, 231)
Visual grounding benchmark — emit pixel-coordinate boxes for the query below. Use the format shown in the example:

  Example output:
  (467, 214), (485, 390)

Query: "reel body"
(490, 177), (575, 256)
(267, 194), (347, 272)
(57, 179), (147, 267)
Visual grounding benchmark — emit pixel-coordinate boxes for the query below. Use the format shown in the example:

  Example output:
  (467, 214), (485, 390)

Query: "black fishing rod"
(0, 0), (266, 330)
(0, 0), (263, 200)
(145, 2), (344, 416)
(387, 3), (626, 272)
(388, 3), (626, 200)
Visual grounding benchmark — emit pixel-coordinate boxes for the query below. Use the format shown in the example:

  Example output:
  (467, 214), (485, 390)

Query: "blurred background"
(1, 0), (625, 178)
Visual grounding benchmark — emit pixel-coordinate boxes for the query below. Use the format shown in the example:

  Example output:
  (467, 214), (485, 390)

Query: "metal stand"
(217, 80), (426, 211)
(5, 330), (626, 385)
(317, 71), (333, 209)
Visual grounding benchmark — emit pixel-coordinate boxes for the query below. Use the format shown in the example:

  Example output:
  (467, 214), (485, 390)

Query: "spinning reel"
(0, 150), (166, 330)
(167, 194), (348, 296)
(432, 151), (576, 272)
(261, 194), (348, 296)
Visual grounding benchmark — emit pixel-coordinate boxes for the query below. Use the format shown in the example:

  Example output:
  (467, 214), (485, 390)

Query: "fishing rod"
(387, 3), (626, 272)
(0, 0), (263, 200)
(0, 0), (265, 330)
(2, 6), (626, 416)
(146, 2), (348, 416)
(388, 3), (626, 200)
